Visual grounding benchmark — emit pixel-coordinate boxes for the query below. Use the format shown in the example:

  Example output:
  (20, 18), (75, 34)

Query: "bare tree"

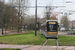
(8, 0), (29, 32)
(40, 6), (52, 24)
(61, 15), (69, 29)
(44, 7), (52, 19)
(0, 0), (19, 30)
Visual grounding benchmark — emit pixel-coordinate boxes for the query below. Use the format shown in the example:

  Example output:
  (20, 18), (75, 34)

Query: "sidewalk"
(0, 44), (75, 50)
(0, 30), (27, 36)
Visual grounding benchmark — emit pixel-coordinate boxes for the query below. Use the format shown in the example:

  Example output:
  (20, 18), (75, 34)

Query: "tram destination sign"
(49, 22), (56, 24)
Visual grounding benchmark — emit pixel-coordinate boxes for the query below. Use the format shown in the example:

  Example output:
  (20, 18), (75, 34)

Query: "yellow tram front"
(46, 20), (58, 39)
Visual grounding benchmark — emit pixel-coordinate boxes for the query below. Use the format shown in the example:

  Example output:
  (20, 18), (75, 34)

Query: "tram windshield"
(47, 24), (58, 32)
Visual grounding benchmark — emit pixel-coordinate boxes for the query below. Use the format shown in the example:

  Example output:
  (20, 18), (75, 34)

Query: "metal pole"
(56, 39), (59, 50)
(72, 21), (73, 31)
(47, 12), (48, 20)
(35, 0), (37, 36)
(18, 0), (20, 33)
(2, 0), (4, 35)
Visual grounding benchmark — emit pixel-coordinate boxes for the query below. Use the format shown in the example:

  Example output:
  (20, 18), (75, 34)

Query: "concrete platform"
(0, 44), (75, 50)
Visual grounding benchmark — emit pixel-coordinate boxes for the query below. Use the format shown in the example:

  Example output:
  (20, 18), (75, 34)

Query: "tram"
(40, 20), (58, 39)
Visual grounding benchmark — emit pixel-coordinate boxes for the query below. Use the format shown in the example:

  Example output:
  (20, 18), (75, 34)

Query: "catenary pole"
(2, 0), (4, 35)
(35, 0), (37, 36)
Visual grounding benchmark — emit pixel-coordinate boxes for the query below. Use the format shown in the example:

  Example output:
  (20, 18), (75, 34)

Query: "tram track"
(38, 39), (59, 50)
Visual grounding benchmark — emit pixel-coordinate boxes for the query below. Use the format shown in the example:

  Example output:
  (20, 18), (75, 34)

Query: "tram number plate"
(49, 22), (56, 24)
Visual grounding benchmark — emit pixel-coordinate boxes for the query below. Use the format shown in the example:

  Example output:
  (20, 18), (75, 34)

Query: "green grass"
(0, 31), (75, 46)
(0, 48), (20, 50)
(58, 35), (75, 46)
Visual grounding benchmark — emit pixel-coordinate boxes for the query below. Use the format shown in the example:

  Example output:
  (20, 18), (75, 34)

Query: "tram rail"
(38, 39), (59, 50)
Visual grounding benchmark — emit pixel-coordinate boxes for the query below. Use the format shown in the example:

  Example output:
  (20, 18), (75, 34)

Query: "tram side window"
(41, 26), (44, 31)
(45, 27), (47, 31)
(41, 26), (46, 31)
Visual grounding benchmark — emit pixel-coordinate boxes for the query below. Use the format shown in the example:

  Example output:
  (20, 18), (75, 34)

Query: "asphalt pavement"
(58, 31), (75, 37)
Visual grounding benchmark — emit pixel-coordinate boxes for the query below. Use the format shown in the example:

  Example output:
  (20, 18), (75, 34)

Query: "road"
(58, 31), (75, 37)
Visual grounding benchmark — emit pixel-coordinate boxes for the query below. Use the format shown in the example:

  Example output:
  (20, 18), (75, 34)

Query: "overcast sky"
(5, 0), (75, 22)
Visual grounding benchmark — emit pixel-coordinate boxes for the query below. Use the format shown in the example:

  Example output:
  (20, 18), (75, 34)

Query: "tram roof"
(41, 20), (58, 26)
(41, 22), (46, 26)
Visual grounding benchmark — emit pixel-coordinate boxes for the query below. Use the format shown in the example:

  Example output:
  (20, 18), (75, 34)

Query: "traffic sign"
(12, 7), (15, 9)
(46, 7), (47, 9)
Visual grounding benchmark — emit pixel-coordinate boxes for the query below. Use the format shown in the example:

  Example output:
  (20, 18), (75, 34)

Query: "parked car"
(73, 28), (75, 30)
(60, 27), (65, 31)
(69, 28), (72, 30)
